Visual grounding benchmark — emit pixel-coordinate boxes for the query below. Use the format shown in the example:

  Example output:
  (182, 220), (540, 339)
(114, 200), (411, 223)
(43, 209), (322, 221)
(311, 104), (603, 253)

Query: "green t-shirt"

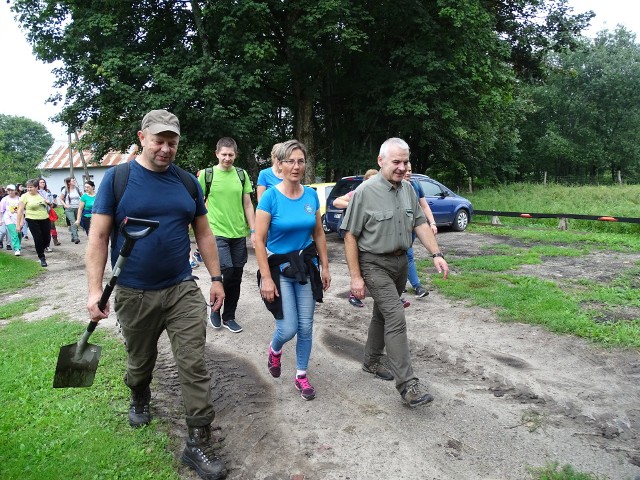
(197, 166), (252, 238)
(80, 193), (95, 218)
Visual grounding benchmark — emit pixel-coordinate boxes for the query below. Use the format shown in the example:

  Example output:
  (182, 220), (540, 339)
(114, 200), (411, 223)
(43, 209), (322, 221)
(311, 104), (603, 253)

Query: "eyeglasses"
(280, 159), (306, 166)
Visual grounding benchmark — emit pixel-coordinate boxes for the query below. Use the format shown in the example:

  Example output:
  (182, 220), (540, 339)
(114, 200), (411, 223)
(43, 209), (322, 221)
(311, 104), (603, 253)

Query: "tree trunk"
(295, 93), (315, 183)
(190, 1), (210, 58)
(68, 133), (74, 178)
(74, 132), (90, 183)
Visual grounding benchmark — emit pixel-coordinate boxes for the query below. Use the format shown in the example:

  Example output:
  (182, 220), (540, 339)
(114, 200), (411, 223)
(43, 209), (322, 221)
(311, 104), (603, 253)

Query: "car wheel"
(322, 214), (331, 233)
(452, 209), (469, 231)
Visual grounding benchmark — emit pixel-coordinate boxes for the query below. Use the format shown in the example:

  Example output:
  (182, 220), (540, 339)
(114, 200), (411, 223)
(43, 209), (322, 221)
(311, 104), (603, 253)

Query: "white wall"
(41, 167), (112, 199)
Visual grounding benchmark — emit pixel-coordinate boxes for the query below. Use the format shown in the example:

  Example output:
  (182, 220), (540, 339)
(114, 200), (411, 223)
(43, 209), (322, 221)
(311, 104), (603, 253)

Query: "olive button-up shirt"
(340, 173), (426, 254)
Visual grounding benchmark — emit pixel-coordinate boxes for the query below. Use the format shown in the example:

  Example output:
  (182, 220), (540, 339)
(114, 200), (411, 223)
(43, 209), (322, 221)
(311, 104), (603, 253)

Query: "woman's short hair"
(270, 142), (284, 163)
(85, 180), (95, 188)
(26, 179), (39, 188)
(364, 169), (378, 180)
(277, 140), (307, 162)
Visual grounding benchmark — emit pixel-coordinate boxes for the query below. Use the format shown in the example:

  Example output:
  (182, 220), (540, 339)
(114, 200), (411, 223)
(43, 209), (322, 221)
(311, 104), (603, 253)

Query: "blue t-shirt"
(257, 186), (319, 254)
(257, 167), (283, 189)
(410, 179), (425, 199)
(92, 160), (207, 290)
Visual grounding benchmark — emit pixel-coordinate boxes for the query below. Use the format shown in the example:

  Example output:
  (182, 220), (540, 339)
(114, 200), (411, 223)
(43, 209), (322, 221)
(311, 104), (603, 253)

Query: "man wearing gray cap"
(86, 109), (228, 480)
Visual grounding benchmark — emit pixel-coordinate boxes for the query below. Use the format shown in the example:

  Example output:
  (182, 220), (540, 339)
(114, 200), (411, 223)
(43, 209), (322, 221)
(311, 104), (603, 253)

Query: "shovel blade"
(53, 342), (102, 388)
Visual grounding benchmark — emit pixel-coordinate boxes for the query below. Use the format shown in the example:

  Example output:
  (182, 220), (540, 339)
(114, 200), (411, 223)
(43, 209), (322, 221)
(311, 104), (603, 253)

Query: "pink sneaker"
(294, 374), (316, 401)
(268, 347), (281, 378)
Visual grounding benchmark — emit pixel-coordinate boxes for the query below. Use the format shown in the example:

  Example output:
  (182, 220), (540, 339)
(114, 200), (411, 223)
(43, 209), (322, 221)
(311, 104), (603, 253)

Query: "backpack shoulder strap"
(204, 167), (214, 201)
(112, 162), (131, 209)
(173, 165), (198, 202)
(235, 167), (246, 187)
(110, 162), (131, 246)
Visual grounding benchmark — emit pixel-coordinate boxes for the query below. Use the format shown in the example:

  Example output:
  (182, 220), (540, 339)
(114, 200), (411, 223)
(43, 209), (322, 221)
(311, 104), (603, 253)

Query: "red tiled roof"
(38, 140), (138, 170)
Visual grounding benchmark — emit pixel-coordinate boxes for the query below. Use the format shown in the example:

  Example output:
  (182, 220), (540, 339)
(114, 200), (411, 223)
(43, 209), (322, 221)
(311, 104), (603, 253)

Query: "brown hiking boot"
(401, 380), (434, 407)
(362, 361), (394, 381)
(181, 425), (227, 480)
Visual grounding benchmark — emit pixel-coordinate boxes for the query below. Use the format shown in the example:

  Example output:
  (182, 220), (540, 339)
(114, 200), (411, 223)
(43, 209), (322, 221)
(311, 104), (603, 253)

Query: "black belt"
(387, 249), (406, 256)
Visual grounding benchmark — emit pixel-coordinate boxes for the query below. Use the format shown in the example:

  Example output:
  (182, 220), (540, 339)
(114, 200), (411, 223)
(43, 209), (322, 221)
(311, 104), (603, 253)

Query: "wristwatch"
(432, 252), (445, 259)
(210, 275), (223, 282)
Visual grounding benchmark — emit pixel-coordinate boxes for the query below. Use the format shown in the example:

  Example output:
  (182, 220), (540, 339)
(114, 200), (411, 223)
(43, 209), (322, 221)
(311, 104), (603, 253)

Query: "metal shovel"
(53, 217), (160, 388)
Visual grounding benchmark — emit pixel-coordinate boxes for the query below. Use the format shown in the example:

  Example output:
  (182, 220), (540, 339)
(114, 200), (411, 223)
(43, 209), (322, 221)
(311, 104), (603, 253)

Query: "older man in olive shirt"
(341, 137), (449, 407)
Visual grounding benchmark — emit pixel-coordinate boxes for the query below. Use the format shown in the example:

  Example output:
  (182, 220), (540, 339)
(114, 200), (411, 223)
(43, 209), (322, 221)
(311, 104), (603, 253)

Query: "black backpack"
(202, 166), (246, 202)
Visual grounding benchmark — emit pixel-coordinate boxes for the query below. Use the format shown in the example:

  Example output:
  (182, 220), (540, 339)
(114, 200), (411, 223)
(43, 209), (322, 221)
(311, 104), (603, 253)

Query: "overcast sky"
(1, 1), (639, 142)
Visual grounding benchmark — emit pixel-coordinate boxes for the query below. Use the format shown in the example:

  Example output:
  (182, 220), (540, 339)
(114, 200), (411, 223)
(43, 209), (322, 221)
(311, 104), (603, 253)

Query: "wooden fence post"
(468, 176), (472, 194)
(558, 217), (568, 230)
(491, 215), (502, 225)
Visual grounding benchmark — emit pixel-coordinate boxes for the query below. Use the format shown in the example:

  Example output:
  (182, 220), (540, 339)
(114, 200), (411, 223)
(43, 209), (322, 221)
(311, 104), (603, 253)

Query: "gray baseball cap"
(141, 109), (180, 135)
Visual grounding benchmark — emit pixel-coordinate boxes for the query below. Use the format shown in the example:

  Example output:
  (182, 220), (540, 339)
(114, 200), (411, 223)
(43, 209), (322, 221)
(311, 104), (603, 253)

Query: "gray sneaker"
(362, 362), (394, 381)
(223, 318), (243, 333)
(210, 311), (222, 329)
(401, 381), (434, 407)
(415, 286), (429, 298)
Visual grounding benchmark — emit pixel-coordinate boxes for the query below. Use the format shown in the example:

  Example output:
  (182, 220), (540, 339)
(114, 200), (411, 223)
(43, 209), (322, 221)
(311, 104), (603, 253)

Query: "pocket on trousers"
(114, 287), (145, 329)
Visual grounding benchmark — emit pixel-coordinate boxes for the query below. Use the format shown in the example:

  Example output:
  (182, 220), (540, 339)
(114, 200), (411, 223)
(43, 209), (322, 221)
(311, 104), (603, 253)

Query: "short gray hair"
(277, 139), (308, 162)
(379, 137), (410, 158)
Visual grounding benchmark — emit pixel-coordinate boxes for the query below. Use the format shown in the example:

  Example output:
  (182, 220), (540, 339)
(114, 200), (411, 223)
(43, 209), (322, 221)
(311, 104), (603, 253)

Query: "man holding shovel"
(86, 109), (227, 480)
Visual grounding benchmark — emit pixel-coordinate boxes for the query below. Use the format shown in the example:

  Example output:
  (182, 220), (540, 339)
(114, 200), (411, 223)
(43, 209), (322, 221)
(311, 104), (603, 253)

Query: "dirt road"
(14, 229), (640, 479)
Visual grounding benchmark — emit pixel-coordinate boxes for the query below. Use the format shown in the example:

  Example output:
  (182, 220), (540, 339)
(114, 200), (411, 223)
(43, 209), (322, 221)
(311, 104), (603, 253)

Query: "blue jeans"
(271, 275), (316, 371)
(406, 232), (421, 289)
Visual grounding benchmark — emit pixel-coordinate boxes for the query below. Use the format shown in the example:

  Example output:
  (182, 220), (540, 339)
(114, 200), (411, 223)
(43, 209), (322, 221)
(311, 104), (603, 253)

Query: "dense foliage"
(11, 0), (592, 184)
(0, 114), (53, 185)
(518, 27), (640, 185)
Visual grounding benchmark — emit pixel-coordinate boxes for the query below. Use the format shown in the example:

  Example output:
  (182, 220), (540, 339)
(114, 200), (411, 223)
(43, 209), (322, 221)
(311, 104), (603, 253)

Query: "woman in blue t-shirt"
(75, 180), (96, 235)
(255, 139), (331, 401)
(256, 142), (284, 202)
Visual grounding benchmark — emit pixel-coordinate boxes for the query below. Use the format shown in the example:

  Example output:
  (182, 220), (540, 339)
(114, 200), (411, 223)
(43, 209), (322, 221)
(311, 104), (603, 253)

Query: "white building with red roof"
(37, 139), (138, 196)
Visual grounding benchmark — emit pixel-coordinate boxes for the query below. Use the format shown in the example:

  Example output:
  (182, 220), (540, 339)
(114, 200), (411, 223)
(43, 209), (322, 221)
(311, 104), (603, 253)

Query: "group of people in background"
(0, 177), (97, 266)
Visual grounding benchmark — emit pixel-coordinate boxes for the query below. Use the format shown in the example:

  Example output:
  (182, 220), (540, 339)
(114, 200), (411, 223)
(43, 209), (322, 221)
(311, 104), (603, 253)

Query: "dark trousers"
(115, 280), (215, 427)
(215, 236), (248, 321)
(26, 218), (51, 259)
(221, 267), (243, 321)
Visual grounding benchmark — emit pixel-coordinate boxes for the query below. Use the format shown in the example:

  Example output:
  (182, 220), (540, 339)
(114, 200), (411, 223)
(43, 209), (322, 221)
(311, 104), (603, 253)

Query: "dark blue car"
(324, 173), (473, 236)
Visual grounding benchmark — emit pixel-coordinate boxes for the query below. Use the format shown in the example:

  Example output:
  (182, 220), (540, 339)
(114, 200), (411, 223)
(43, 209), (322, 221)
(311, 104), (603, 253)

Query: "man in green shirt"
(341, 137), (449, 407)
(198, 137), (256, 333)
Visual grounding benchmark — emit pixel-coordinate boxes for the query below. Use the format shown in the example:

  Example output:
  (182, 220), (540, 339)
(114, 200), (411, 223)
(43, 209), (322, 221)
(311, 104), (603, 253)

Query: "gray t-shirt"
(62, 187), (81, 208)
(340, 172), (426, 254)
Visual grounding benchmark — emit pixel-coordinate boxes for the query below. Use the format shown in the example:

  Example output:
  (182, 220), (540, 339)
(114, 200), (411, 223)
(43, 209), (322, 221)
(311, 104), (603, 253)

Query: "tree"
(10, 0), (591, 184)
(0, 114), (53, 185)
(518, 27), (640, 183)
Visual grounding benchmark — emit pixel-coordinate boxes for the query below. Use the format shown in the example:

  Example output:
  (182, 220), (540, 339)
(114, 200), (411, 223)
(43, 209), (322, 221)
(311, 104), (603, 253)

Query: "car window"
(324, 186), (333, 200)
(420, 180), (443, 197)
(331, 180), (361, 198)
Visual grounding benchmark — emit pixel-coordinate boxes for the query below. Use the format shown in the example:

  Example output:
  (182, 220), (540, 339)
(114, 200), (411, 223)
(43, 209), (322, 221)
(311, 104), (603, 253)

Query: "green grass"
(423, 226), (640, 347)
(467, 183), (640, 235)
(0, 315), (181, 479)
(0, 251), (43, 294)
(528, 462), (606, 479)
(0, 298), (42, 319)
